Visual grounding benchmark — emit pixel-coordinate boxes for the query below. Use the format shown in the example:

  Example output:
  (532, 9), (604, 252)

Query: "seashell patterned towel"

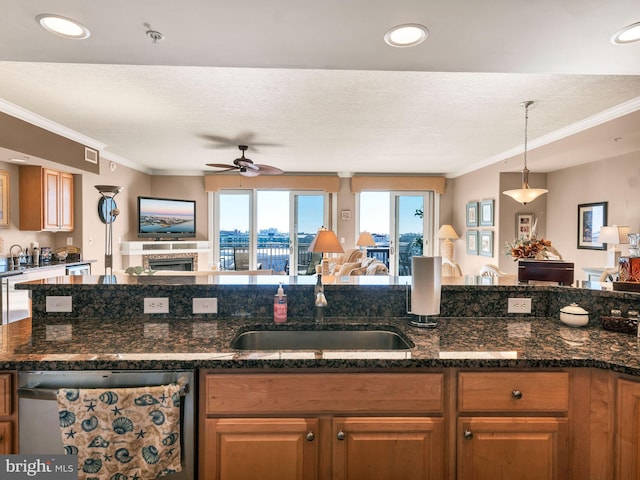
(57, 383), (182, 480)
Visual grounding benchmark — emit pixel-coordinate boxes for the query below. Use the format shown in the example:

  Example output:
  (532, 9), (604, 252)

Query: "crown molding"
(0, 98), (107, 151)
(450, 95), (640, 178)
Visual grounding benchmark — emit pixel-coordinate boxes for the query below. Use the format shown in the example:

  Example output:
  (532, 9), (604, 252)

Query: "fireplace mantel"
(121, 240), (211, 271)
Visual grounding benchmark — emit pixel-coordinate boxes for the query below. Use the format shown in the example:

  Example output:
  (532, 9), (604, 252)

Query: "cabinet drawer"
(205, 372), (443, 415)
(458, 371), (569, 412)
(0, 374), (11, 417)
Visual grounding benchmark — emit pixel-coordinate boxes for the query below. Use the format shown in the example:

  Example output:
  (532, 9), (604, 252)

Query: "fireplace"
(144, 254), (197, 272)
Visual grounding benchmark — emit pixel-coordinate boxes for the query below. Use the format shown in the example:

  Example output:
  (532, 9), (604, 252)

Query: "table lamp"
(356, 231), (376, 255)
(437, 225), (459, 260)
(598, 225), (630, 268)
(308, 227), (344, 276)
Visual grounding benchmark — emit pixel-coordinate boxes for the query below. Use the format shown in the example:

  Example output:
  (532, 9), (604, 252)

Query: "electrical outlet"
(143, 297), (169, 314)
(193, 298), (218, 314)
(66, 237), (73, 246)
(508, 297), (532, 314)
(46, 295), (73, 313)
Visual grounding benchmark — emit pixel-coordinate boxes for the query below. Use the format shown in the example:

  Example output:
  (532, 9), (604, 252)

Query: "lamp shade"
(437, 225), (459, 240)
(502, 185), (548, 205)
(356, 231), (376, 247)
(598, 225), (631, 244)
(308, 228), (344, 253)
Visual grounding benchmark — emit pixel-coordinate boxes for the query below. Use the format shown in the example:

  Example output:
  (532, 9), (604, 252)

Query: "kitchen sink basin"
(231, 328), (413, 351)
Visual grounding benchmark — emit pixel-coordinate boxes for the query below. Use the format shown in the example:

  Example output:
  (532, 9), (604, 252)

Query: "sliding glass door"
(359, 191), (433, 275)
(215, 190), (327, 273)
(291, 193), (328, 275)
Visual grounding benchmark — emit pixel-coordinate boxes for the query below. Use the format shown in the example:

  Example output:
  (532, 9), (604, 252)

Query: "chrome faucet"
(9, 244), (23, 269)
(314, 274), (327, 322)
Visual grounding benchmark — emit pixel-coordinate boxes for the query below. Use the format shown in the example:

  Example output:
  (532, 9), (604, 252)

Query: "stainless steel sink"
(231, 329), (413, 351)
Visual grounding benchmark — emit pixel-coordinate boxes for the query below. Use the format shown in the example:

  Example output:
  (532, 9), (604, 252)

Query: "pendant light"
(502, 101), (548, 205)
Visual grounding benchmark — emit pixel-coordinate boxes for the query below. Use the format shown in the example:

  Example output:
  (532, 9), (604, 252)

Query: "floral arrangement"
(505, 236), (554, 261)
(505, 219), (562, 261)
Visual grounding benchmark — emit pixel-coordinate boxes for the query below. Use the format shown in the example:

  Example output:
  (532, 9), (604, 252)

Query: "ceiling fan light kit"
(206, 145), (283, 176)
(502, 100), (548, 206)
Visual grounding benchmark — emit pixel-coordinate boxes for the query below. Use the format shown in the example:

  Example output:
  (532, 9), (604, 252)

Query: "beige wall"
(546, 152), (639, 277)
(450, 152), (639, 280)
(78, 161), (151, 274)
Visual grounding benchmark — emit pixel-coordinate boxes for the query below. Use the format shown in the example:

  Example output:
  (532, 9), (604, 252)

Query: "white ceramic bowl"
(559, 303), (589, 327)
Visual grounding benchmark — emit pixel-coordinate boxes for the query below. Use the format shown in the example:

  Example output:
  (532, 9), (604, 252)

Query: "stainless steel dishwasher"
(18, 370), (195, 480)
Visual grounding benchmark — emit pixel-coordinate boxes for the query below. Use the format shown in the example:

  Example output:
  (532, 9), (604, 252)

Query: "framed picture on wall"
(516, 213), (535, 240)
(480, 199), (494, 226)
(466, 202), (478, 227)
(0, 170), (9, 228)
(466, 230), (478, 255)
(479, 231), (494, 257)
(578, 202), (607, 250)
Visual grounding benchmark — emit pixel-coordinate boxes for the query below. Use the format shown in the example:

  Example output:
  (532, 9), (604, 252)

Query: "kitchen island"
(5, 274), (640, 479)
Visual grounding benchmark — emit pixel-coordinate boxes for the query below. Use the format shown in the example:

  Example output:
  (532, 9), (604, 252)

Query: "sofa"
(332, 248), (389, 276)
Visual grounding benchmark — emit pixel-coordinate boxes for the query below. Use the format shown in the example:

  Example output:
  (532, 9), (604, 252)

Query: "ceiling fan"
(206, 145), (283, 177)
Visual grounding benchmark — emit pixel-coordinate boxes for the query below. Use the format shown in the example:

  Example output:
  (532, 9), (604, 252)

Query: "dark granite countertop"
(3, 315), (640, 375)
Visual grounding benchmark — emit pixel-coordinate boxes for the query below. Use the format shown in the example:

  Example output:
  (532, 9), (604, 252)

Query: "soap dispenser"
(274, 283), (287, 323)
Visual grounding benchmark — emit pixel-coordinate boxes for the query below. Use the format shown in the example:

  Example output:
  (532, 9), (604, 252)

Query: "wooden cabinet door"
(201, 417), (319, 480)
(332, 417), (444, 480)
(42, 168), (61, 231)
(0, 421), (13, 454)
(42, 168), (73, 231)
(59, 172), (74, 231)
(458, 417), (568, 480)
(617, 379), (640, 479)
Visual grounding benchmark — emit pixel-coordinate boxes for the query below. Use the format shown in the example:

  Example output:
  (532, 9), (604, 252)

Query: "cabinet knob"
(463, 430), (473, 440)
(306, 431), (315, 442)
(337, 430), (345, 441)
(512, 389), (523, 400)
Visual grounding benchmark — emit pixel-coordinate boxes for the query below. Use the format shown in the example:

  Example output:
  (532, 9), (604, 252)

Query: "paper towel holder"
(405, 256), (442, 328)
(406, 283), (439, 328)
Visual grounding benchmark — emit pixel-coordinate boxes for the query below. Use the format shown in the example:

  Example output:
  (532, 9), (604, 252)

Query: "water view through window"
(218, 191), (325, 273)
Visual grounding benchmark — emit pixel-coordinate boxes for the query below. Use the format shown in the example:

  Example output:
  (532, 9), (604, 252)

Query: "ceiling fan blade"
(255, 164), (284, 175)
(240, 169), (261, 177)
(206, 163), (237, 169)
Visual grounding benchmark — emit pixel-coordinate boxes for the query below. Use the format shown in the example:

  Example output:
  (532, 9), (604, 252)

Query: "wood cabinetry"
(0, 373), (16, 453)
(19, 166), (74, 231)
(456, 371), (569, 480)
(617, 378), (640, 479)
(200, 372), (445, 480)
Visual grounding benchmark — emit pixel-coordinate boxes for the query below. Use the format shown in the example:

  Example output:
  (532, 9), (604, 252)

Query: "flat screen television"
(137, 196), (196, 239)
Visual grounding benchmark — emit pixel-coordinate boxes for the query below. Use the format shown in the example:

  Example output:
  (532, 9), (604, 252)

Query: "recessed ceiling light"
(9, 157), (28, 163)
(35, 14), (90, 39)
(611, 21), (640, 44)
(384, 24), (428, 48)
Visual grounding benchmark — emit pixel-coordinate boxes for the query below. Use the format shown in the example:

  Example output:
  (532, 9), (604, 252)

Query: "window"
(358, 191), (436, 275)
(214, 190), (328, 274)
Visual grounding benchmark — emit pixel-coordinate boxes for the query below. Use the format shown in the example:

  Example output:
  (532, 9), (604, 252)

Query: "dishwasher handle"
(18, 382), (189, 401)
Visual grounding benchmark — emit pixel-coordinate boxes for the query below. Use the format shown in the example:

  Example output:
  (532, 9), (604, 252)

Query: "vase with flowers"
(504, 220), (562, 261)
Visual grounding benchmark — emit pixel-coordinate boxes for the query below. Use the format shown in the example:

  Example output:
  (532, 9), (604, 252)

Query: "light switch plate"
(46, 295), (73, 313)
(143, 297), (169, 314)
(193, 298), (218, 314)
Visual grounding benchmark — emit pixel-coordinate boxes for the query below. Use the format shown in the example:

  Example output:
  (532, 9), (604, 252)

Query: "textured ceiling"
(0, 0), (639, 176)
